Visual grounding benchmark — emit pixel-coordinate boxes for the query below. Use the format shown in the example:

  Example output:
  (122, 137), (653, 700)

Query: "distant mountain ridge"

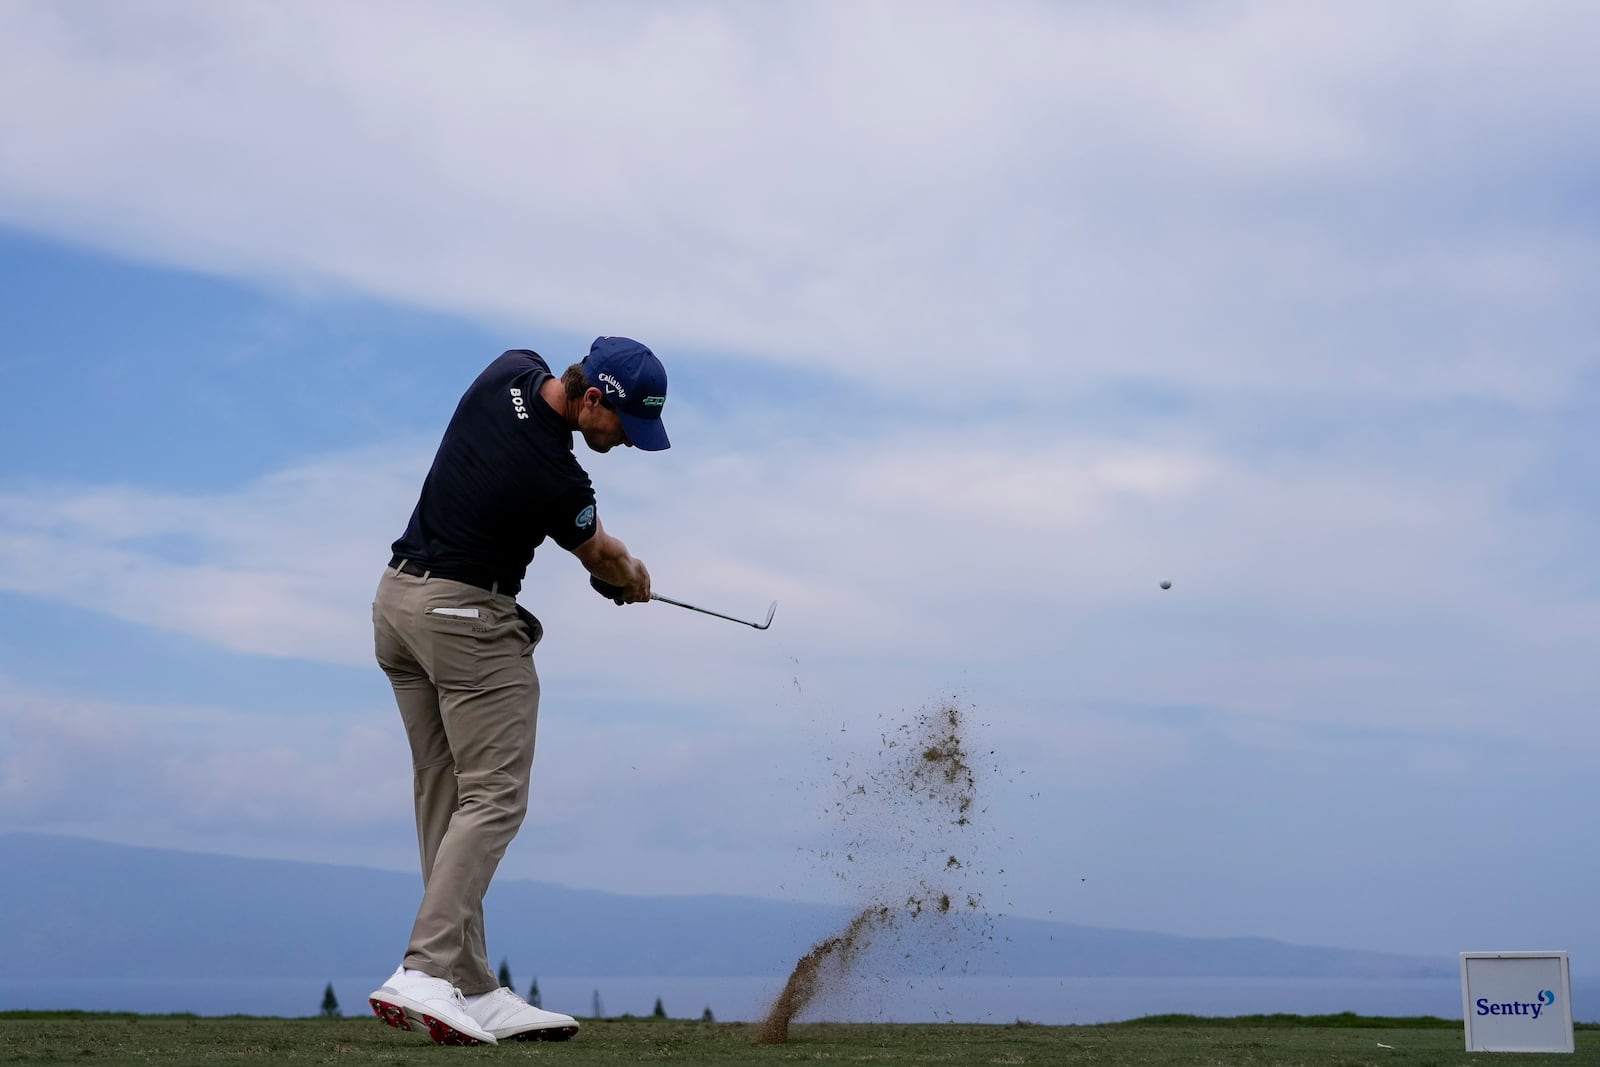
(0, 834), (1451, 980)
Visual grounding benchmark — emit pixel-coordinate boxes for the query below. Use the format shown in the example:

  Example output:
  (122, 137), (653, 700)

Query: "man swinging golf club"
(367, 337), (668, 1045)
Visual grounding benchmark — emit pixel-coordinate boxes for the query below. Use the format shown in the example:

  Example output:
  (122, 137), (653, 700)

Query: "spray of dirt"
(759, 700), (993, 1043)
(756, 904), (893, 1043)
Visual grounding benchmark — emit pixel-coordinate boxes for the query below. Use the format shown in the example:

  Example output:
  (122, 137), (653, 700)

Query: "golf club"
(590, 575), (777, 631)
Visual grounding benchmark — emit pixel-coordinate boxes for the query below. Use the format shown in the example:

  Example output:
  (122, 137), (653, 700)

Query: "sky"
(1, 1), (1597, 970)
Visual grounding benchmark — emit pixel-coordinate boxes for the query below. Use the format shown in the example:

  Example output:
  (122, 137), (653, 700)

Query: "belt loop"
(396, 559), (430, 581)
(490, 579), (500, 595)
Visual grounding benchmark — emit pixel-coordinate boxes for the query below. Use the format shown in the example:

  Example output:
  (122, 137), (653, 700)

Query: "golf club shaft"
(651, 592), (770, 629)
(590, 574), (776, 630)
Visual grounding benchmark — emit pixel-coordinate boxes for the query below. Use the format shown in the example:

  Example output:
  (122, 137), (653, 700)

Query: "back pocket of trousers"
(423, 606), (495, 686)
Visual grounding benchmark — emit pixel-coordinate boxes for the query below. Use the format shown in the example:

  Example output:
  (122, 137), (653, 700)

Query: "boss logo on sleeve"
(510, 387), (529, 420)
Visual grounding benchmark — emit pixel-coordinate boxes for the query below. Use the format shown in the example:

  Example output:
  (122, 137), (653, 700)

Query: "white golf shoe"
(368, 966), (498, 1046)
(463, 986), (580, 1042)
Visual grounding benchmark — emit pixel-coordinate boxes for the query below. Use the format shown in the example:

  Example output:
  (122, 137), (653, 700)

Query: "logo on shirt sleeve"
(575, 505), (595, 529)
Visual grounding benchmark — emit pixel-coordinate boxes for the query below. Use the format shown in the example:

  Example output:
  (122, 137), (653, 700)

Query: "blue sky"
(2, 1), (1597, 970)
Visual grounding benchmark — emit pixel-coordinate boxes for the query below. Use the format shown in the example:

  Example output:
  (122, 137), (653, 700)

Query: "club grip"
(589, 574), (627, 604)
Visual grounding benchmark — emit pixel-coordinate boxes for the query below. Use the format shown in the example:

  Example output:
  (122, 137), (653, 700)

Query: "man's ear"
(583, 386), (603, 409)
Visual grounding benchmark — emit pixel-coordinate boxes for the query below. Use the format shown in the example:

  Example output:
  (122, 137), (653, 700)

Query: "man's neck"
(538, 375), (574, 428)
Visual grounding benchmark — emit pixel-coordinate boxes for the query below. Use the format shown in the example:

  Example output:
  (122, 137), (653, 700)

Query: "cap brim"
(618, 411), (670, 451)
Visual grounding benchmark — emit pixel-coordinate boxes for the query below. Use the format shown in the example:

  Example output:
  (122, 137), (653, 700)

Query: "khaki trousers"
(372, 564), (542, 995)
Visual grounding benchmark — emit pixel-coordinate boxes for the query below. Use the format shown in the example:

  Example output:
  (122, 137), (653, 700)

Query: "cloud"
(0, 1), (1594, 405)
(1, 406), (1595, 752)
(0, 670), (844, 899)
(0, 676), (410, 848)
(0, 446), (428, 663)
(1, 0), (1597, 952)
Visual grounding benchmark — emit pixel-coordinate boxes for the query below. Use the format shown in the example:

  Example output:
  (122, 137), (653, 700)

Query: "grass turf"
(1, 1013), (1596, 1066)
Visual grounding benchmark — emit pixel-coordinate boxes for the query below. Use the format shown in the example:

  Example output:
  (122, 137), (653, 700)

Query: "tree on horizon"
(653, 997), (666, 1019)
(527, 977), (541, 1008)
(319, 983), (340, 1018)
(497, 958), (513, 989)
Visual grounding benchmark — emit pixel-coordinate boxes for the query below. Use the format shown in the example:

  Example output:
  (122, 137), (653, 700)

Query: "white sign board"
(1460, 951), (1573, 1053)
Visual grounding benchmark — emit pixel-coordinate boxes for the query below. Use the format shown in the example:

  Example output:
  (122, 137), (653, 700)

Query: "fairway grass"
(1, 1013), (1596, 1066)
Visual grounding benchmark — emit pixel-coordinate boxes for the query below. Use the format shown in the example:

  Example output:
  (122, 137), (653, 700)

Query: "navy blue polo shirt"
(391, 350), (598, 596)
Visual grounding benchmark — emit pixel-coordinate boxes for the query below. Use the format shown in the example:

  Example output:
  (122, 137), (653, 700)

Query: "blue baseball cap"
(582, 336), (670, 451)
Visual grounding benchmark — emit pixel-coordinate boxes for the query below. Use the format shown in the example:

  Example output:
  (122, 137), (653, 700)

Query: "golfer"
(367, 337), (668, 1045)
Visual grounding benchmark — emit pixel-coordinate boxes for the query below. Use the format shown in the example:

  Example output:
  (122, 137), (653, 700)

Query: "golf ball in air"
(1159, 580), (1172, 590)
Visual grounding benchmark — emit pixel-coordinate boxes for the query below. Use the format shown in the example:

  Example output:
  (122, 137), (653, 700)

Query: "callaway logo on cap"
(583, 336), (670, 451)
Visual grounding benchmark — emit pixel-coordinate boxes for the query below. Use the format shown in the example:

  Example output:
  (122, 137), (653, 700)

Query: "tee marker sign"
(1460, 951), (1573, 1053)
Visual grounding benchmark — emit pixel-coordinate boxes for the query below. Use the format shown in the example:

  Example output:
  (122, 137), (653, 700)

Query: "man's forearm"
(583, 533), (646, 589)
